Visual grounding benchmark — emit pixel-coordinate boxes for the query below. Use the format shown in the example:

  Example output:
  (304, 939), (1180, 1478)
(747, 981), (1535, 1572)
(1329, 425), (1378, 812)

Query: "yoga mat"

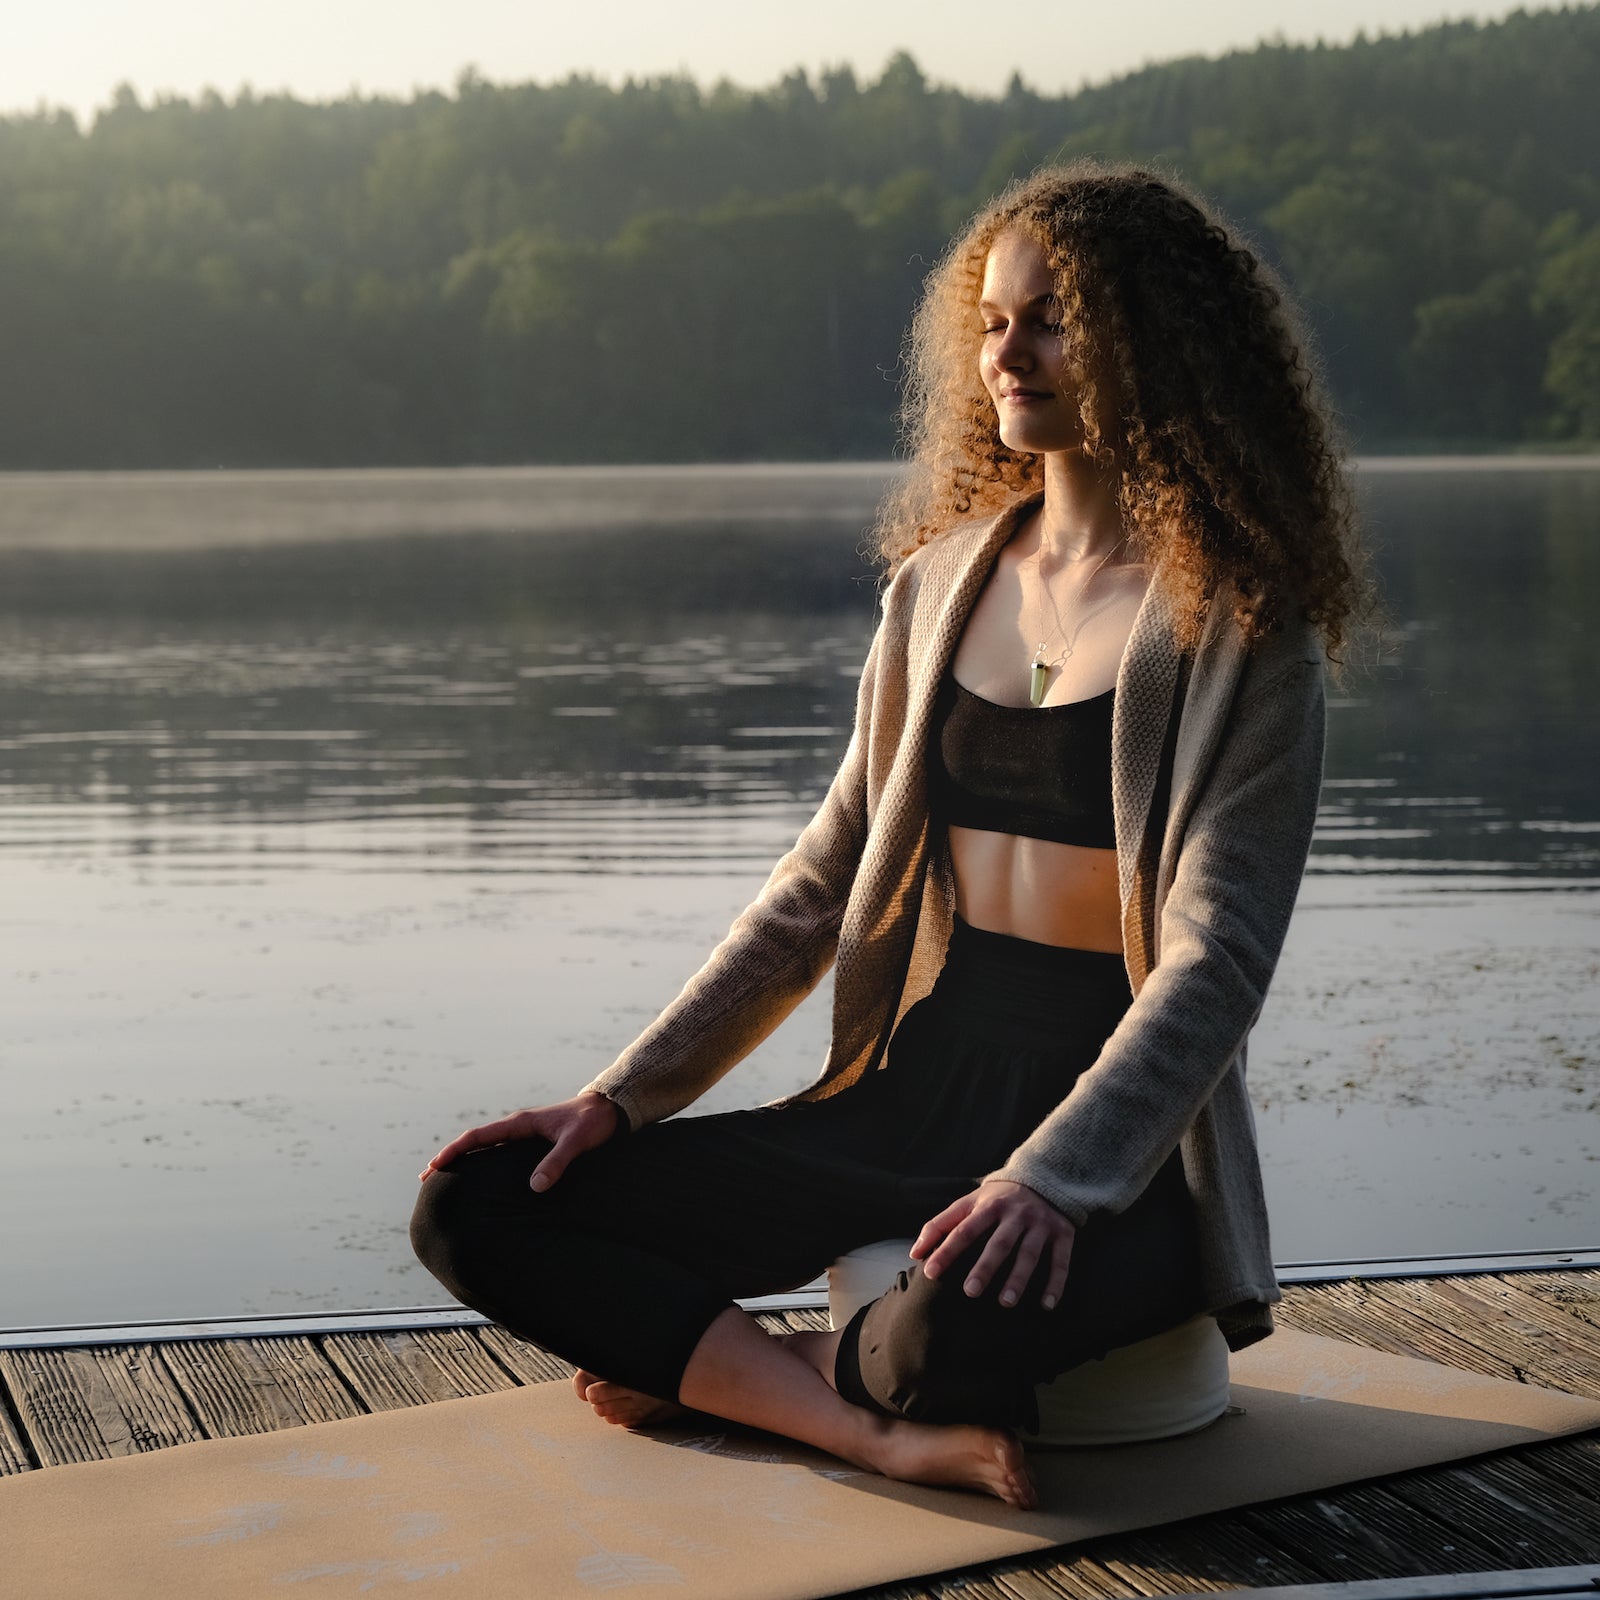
(3, 1329), (1598, 1600)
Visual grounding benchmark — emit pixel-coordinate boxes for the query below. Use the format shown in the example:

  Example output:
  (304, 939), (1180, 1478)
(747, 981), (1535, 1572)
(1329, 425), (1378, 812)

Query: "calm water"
(1, 462), (1596, 1328)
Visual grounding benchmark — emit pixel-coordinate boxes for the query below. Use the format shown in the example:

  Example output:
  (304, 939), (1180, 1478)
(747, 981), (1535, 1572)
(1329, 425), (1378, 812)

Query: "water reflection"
(0, 466), (1595, 877)
(1320, 466), (1600, 876)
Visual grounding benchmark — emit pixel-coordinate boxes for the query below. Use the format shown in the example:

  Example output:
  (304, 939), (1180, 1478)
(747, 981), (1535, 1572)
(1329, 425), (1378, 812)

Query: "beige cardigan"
(587, 494), (1326, 1348)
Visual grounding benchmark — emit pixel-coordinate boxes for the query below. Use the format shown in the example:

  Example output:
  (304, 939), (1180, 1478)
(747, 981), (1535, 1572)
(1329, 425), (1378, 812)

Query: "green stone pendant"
(1029, 656), (1049, 707)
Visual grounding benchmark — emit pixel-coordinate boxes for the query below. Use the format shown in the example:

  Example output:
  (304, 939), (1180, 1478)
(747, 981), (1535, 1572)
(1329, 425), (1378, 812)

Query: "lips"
(1000, 389), (1054, 402)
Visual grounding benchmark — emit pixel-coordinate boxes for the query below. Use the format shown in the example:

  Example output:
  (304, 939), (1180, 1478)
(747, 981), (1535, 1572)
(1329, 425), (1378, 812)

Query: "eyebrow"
(977, 294), (1058, 313)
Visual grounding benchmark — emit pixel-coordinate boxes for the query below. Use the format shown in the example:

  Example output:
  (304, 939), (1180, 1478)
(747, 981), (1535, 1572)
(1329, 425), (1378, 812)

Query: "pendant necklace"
(1027, 535), (1127, 707)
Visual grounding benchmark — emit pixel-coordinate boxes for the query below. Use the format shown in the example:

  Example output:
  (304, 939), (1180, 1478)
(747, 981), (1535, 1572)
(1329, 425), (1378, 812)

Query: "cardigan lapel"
(836, 500), (1034, 1081)
(904, 495), (1038, 710)
(1165, 586), (1251, 853)
(1112, 577), (1181, 913)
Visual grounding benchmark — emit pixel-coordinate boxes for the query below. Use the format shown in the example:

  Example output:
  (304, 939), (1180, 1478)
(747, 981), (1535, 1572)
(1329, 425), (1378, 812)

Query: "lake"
(1, 460), (1596, 1329)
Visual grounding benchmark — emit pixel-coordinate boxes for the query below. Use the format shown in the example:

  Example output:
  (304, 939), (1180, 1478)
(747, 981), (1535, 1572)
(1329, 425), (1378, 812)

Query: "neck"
(1034, 448), (1123, 566)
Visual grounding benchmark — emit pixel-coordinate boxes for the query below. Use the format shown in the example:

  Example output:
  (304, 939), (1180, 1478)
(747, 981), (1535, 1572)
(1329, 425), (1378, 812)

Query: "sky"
(1, 0), (1569, 123)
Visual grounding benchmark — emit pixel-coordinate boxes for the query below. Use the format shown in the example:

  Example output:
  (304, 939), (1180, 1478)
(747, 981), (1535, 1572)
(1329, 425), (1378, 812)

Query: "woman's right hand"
(417, 1090), (622, 1192)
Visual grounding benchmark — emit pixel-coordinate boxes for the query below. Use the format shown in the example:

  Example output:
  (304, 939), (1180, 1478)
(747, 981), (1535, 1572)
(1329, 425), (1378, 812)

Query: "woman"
(411, 162), (1360, 1509)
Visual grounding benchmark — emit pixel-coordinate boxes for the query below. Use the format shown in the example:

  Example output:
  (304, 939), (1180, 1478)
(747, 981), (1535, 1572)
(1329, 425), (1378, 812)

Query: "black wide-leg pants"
(410, 920), (1205, 1431)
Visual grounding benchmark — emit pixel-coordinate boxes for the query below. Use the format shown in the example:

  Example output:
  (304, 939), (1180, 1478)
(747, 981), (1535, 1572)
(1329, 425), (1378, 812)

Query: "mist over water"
(1, 462), (1595, 1327)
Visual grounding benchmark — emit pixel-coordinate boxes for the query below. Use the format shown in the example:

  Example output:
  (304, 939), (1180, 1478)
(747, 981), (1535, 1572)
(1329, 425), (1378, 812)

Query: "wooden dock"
(4, 1266), (1600, 1597)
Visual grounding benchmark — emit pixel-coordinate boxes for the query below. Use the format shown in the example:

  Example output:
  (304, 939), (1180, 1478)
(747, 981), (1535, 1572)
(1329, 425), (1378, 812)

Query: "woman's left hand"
(911, 1179), (1076, 1310)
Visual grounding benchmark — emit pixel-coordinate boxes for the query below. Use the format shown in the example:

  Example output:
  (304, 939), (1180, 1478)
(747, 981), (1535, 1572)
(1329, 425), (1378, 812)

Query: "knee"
(409, 1167), (474, 1285)
(408, 1142), (545, 1286)
(852, 1257), (1036, 1428)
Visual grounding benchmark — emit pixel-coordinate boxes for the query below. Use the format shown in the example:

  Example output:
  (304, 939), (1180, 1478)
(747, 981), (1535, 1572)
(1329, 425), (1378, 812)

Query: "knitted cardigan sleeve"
(581, 597), (891, 1130)
(989, 634), (1326, 1225)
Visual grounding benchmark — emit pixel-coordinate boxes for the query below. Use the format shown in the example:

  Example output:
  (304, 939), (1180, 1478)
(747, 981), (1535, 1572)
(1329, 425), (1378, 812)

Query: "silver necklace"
(1026, 535), (1127, 707)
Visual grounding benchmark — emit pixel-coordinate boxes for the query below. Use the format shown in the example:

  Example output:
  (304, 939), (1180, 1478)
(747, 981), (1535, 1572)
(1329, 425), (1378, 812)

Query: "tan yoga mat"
(3, 1329), (1598, 1600)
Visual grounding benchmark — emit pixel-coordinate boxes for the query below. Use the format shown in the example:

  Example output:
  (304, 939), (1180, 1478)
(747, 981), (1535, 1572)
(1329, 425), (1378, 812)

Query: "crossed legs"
(410, 1098), (1200, 1507)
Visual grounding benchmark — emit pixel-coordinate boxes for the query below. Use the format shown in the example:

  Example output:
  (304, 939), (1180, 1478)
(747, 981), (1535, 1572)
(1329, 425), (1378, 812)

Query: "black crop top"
(929, 675), (1117, 849)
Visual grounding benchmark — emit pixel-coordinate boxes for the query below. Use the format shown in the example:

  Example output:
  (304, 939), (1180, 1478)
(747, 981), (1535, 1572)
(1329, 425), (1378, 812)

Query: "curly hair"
(876, 161), (1362, 657)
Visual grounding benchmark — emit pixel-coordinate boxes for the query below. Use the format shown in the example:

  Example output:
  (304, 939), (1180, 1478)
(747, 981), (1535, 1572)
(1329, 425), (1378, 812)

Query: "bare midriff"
(947, 828), (1123, 953)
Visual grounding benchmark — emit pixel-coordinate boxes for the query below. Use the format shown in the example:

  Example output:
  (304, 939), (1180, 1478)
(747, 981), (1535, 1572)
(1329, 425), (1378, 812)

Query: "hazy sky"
(2, 0), (1564, 122)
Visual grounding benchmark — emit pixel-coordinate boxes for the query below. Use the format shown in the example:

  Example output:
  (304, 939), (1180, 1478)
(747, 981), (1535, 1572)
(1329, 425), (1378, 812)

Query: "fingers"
(529, 1127), (580, 1193)
(1041, 1231), (1074, 1312)
(919, 1208), (995, 1281)
(991, 1227), (1043, 1310)
(961, 1218), (1029, 1303)
(916, 1182), (1077, 1307)
(418, 1116), (519, 1180)
(921, 1207), (989, 1283)
(910, 1193), (976, 1271)
(420, 1095), (619, 1184)
(418, 1105), (566, 1181)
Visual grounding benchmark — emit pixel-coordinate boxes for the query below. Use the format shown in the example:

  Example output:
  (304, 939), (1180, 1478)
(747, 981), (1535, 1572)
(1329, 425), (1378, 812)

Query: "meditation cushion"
(826, 1238), (1232, 1446)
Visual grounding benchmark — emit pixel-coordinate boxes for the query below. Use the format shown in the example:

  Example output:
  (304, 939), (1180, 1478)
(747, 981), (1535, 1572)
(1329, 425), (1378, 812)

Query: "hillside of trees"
(2, 6), (1598, 467)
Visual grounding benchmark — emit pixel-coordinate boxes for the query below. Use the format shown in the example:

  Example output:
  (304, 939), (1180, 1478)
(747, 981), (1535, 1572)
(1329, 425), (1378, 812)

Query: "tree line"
(1, 5), (1597, 468)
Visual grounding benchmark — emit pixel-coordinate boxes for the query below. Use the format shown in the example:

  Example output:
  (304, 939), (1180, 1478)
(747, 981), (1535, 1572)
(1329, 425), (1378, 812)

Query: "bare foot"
(779, 1328), (843, 1390)
(851, 1415), (1037, 1510)
(570, 1368), (690, 1429)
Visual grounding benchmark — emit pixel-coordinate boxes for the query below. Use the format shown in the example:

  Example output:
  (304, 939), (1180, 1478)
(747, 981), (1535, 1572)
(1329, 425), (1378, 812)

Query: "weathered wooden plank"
(0, 1345), (200, 1466)
(1296, 1280), (1528, 1381)
(1468, 1445), (1600, 1544)
(842, 1572), (1013, 1600)
(320, 1327), (521, 1412)
(474, 1323), (576, 1384)
(1364, 1278), (1600, 1395)
(770, 1307), (834, 1333)
(1088, 1519), (1326, 1590)
(1433, 1273), (1600, 1356)
(1275, 1286), (1476, 1366)
(1503, 1271), (1600, 1332)
(917, 1576), (1013, 1599)
(834, 1551), (1138, 1600)
(1004, 1555), (1145, 1593)
(1242, 1483), (1499, 1582)
(1503, 1436), (1600, 1522)
(1380, 1454), (1600, 1565)
(985, 1554), (1143, 1600)
(160, 1335), (362, 1437)
(927, 1561), (1132, 1600)
(1325, 1480), (1512, 1568)
(1457, 1276), (1600, 1373)
(0, 1379), (35, 1474)
(1310, 1280), (1525, 1373)
(992, 1570), (1088, 1600)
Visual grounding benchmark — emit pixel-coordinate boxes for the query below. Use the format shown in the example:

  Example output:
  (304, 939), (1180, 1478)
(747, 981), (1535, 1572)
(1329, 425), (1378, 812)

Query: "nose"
(992, 323), (1033, 371)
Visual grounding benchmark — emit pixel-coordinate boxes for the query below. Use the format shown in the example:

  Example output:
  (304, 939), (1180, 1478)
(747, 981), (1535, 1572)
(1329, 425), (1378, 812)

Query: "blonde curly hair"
(876, 161), (1362, 656)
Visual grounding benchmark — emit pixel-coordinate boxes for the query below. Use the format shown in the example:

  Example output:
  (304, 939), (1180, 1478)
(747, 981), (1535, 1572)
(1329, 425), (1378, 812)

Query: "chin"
(999, 423), (1081, 455)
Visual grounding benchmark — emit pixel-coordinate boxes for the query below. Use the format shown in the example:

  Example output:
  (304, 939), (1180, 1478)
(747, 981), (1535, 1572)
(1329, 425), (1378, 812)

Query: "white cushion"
(827, 1239), (1231, 1446)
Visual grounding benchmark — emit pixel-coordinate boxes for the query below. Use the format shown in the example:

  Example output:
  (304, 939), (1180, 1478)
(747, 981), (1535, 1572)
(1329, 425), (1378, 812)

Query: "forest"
(1, 5), (1598, 467)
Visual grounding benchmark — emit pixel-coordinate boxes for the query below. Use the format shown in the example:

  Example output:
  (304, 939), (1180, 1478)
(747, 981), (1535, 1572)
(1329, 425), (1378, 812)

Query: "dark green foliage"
(2, 9), (1597, 467)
